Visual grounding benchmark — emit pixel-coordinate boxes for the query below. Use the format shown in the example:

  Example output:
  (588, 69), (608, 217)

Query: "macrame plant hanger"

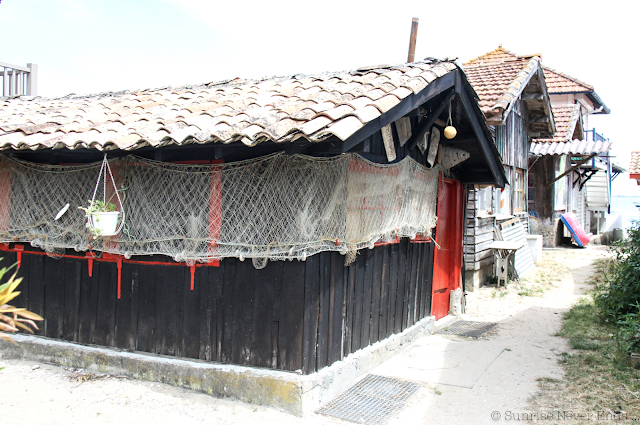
(88, 154), (125, 236)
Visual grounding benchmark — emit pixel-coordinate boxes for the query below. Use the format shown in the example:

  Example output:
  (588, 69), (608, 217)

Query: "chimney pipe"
(407, 17), (419, 63)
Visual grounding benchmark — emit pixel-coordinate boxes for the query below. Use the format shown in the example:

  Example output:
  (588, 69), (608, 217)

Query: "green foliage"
(594, 222), (640, 355)
(78, 199), (117, 215)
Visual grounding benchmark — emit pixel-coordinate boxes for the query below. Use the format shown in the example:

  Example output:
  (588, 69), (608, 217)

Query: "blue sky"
(1, 0), (637, 193)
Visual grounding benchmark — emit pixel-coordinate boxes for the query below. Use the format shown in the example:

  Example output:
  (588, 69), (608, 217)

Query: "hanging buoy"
(444, 126), (457, 139)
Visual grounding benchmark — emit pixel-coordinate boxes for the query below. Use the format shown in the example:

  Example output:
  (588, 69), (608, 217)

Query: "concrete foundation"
(464, 263), (493, 292)
(1, 315), (435, 416)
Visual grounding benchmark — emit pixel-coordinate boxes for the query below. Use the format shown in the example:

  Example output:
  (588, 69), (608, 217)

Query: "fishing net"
(0, 152), (439, 268)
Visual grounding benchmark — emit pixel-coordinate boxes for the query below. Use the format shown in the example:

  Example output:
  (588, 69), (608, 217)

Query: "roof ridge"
(464, 45), (518, 65)
(2, 59), (457, 103)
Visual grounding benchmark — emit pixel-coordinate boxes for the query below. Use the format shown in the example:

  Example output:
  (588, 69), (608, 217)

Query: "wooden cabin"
(530, 66), (613, 245)
(461, 47), (554, 288)
(0, 60), (505, 375)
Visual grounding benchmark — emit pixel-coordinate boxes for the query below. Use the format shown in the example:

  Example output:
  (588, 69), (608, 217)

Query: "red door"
(431, 177), (463, 320)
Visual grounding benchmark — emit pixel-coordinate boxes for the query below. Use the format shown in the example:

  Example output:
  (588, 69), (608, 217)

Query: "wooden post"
(407, 17), (419, 63)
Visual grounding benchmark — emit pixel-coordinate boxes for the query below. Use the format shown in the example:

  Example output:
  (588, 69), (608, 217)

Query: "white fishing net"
(0, 152), (439, 268)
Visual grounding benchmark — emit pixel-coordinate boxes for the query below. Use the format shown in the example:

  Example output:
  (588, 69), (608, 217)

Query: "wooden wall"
(2, 239), (434, 374)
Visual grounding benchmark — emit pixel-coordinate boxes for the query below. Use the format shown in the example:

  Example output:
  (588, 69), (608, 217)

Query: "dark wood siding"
(2, 239), (434, 374)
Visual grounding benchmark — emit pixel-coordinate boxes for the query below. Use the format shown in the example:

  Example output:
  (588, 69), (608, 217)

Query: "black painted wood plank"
(230, 260), (251, 364)
(271, 261), (283, 367)
(316, 253), (330, 370)
(221, 260), (235, 363)
(95, 262), (115, 347)
(158, 266), (182, 356)
(115, 263), (133, 349)
(397, 239), (409, 332)
(302, 254), (320, 374)
(129, 265), (139, 351)
(63, 260), (81, 342)
(424, 243), (435, 317)
(351, 251), (365, 352)
(414, 244), (424, 321)
(250, 262), (276, 368)
(43, 257), (64, 339)
(198, 266), (211, 361)
(343, 261), (356, 357)
(379, 246), (390, 340)
(26, 254), (44, 335)
(407, 242), (419, 327)
(136, 264), (156, 353)
(370, 248), (383, 344)
(77, 260), (93, 344)
(213, 265), (224, 362)
(328, 253), (344, 365)
(360, 249), (373, 348)
(278, 260), (305, 371)
(182, 266), (201, 359)
(387, 243), (399, 337)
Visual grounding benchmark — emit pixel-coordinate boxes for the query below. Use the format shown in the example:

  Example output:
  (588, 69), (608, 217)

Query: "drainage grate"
(436, 320), (497, 338)
(316, 374), (421, 425)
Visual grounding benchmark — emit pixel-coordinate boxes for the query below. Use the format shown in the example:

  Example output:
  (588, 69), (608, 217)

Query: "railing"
(585, 128), (607, 143)
(1, 62), (38, 96)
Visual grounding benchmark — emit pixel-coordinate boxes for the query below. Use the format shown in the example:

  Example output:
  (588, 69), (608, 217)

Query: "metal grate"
(317, 374), (421, 425)
(436, 320), (497, 338)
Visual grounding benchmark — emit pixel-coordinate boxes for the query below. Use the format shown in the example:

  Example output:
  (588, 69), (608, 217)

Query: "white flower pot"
(89, 211), (121, 236)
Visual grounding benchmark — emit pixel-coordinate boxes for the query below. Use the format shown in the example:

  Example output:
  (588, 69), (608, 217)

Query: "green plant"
(0, 261), (43, 344)
(79, 199), (117, 215)
(594, 223), (640, 355)
(595, 223), (640, 320)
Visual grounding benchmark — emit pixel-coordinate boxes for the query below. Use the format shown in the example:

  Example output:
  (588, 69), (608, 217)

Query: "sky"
(1, 0), (638, 194)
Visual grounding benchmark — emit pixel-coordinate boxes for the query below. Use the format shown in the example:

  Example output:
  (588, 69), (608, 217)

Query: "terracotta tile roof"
(0, 60), (457, 152)
(630, 152), (640, 175)
(542, 66), (593, 94)
(536, 104), (581, 142)
(531, 104), (610, 155)
(463, 46), (542, 118)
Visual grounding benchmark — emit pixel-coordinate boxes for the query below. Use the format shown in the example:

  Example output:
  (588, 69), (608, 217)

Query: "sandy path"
(1, 246), (608, 425)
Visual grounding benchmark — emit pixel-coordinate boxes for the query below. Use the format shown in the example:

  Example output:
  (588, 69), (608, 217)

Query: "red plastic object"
(560, 212), (590, 247)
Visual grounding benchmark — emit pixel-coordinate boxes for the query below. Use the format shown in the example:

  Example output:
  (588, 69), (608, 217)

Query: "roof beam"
(342, 71), (455, 153)
(456, 75), (507, 188)
(547, 153), (597, 187)
(522, 93), (543, 101)
(406, 88), (455, 151)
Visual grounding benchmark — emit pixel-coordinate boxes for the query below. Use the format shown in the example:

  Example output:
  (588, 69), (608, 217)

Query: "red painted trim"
(374, 237), (400, 247)
(86, 252), (96, 277)
(14, 244), (23, 269)
(116, 259), (122, 299)
(190, 265), (195, 290)
(0, 245), (221, 268)
(409, 235), (432, 244)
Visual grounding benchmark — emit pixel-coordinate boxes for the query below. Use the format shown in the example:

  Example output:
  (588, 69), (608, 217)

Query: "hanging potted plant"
(80, 155), (125, 238)
(80, 199), (121, 237)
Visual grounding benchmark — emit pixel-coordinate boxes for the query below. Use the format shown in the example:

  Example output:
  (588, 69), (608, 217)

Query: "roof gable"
(463, 47), (554, 135)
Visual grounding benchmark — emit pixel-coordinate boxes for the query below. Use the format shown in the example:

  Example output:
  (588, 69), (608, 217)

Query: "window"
(554, 156), (568, 211)
(514, 169), (524, 213)
(477, 186), (493, 215)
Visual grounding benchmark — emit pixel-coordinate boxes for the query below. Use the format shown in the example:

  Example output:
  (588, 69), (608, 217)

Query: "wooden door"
(431, 177), (463, 320)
